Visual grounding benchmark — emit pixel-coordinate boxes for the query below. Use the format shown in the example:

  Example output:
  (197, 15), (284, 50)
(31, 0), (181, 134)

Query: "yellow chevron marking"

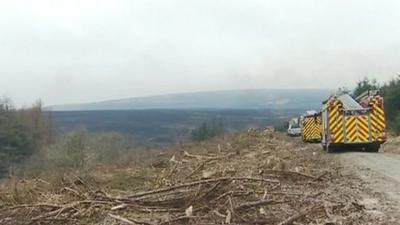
(347, 135), (356, 142)
(358, 126), (369, 138)
(376, 114), (385, 124)
(374, 106), (384, 115)
(329, 110), (339, 120)
(347, 127), (357, 141)
(345, 116), (358, 142)
(370, 97), (386, 142)
(346, 117), (356, 129)
(330, 120), (340, 133)
(370, 117), (379, 128)
(334, 124), (344, 141)
(331, 120), (343, 138)
(343, 116), (371, 143)
(370, 118), (382, 141)
(330, 111), (339, 122)
(358, 122), (369, 140)
(371, 115), (384, 130)
(347, 120), (356, 131)
(372, 116), (386, 129)
(330, 107), (338, 116)
(302, 116), (322, 142)
(358, 117), (369, 131)
(327, 101), (345, 143)
(336, 132), (344, 142)
(330, 110), (342, 129)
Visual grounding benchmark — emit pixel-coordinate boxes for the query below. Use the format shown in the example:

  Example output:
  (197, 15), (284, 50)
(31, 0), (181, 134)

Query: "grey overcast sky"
(0, 0), (399, 106)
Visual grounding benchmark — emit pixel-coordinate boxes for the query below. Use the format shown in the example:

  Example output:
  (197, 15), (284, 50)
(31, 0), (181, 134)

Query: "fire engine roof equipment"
(337, 94), (364, 110)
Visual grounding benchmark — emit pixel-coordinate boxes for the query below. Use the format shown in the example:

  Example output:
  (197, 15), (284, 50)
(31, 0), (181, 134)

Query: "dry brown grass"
(381, 135), (400, 153)
(0, 131), (383, 224)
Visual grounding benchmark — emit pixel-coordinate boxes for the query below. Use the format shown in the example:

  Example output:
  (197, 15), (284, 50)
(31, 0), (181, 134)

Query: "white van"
(287, 117), (301, 136)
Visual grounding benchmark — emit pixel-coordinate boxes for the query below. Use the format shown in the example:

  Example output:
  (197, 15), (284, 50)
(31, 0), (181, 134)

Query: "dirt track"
(337, 151), (400, 223)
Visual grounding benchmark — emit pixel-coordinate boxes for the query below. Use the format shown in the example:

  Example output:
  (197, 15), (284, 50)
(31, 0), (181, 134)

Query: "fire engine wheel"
(322, 144), (333, 152)
(326, 145), (335, 153)
(365, 144), (380, 153)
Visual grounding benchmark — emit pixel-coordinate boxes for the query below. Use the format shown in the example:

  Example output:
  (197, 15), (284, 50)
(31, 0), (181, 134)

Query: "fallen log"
(277, 205), (322, 225)
(235, 199), (288, 211)
(127, 177), (279, 199)
(108, 213), (155, 225)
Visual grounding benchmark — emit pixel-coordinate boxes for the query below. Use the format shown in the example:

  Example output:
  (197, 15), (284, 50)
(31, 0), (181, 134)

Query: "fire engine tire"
(326, 145), (335, 153)
(322, 144), (334, 153)
(365, 144), (380, 153)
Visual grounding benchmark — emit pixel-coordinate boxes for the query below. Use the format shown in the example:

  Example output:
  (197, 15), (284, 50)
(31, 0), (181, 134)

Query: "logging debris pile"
(382, 135), (400, 154)
(0, 131), (380, 224)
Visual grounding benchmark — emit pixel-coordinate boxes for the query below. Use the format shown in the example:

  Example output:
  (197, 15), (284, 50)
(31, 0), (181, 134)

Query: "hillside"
(0, 131), (386, 225)
(52, 109), (301, 146)
(48, 89), (330, 111)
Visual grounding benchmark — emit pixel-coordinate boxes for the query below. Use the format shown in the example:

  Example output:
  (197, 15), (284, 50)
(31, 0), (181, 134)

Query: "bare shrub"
(18, 130), (154, 180)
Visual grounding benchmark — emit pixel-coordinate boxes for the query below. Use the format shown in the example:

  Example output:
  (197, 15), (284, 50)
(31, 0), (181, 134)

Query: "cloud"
(0, 0), (399, 106)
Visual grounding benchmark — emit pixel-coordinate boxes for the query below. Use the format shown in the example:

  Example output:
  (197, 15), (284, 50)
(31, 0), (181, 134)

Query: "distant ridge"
(48, 89), (331, 111)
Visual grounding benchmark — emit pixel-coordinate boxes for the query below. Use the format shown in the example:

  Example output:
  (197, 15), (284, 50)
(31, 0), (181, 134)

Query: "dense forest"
(353, 75), (400, 134)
